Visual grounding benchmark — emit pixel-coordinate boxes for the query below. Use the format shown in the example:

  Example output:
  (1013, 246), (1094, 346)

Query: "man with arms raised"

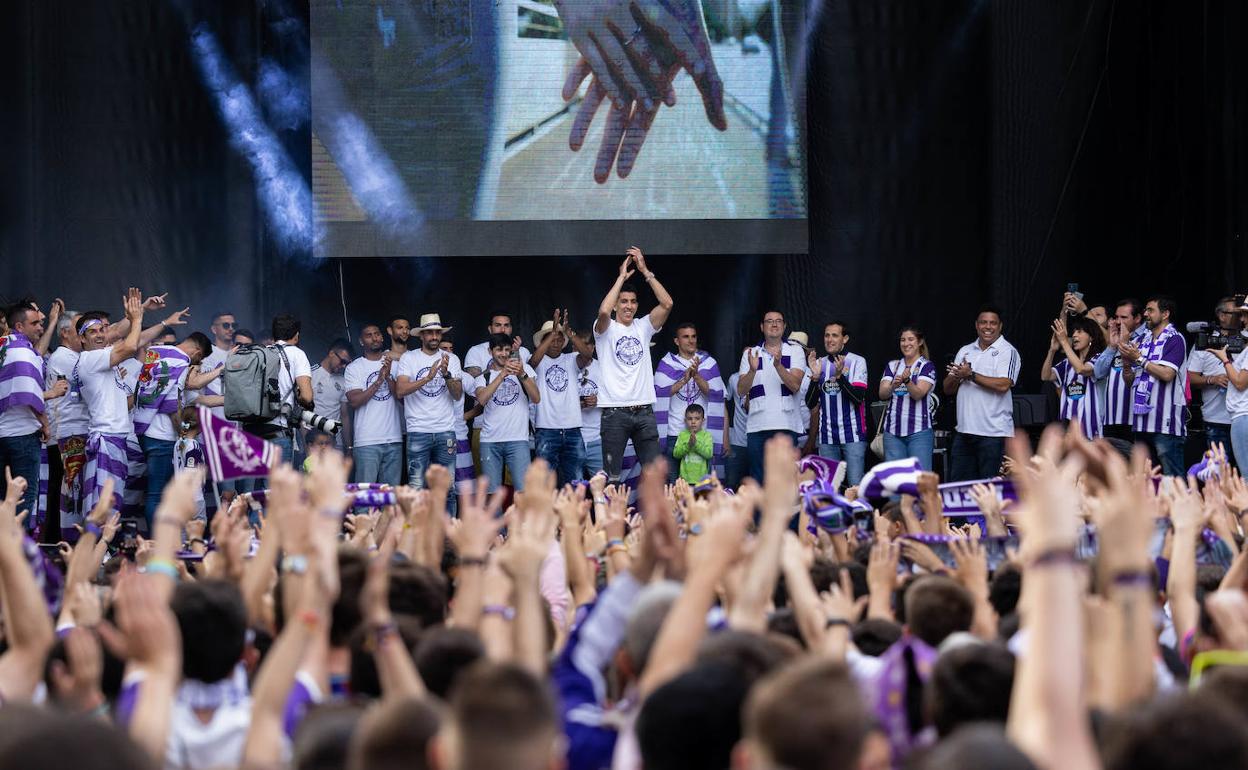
(73, 290), (146, 513)
(654, 322), (725, 482)
(345, 323), (403, 486)
(132, 331), (218, 526)
(594, 247), (674, 484)
(530, 309), (594, 486)
(394, 313), (464, 512)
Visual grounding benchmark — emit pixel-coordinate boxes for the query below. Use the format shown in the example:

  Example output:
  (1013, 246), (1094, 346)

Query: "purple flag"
(198, 405), (276, 482)
(859, 458), (923, 499)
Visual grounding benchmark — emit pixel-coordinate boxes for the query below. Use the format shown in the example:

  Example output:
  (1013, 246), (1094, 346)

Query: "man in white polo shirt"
(345, 323), (403, 486)
(530, 309), (594, 487)
(736, 311), (809, 483)
(394, 313), (463, 512)
(593, 246), (674, 484)
(943, 305), (1020, 481)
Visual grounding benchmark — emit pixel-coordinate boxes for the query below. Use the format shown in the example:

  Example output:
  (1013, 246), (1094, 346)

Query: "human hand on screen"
(555, 0), (726, 183)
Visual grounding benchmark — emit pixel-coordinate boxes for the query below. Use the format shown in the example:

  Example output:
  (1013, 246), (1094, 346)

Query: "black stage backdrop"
(2, 1), (1245, 427)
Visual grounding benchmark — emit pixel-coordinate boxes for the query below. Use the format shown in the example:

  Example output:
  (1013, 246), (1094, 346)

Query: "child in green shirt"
(672, 403), (714, 485)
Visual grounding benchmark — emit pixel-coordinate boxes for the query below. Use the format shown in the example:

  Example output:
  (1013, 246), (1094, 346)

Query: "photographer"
(1188, 297), (1245, 450)
(248, 313), (313, 463)
(1211, 300), (1248, 474)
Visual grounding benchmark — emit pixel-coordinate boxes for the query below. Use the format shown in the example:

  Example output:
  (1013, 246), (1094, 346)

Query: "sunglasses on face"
(217, 322), (236, 329)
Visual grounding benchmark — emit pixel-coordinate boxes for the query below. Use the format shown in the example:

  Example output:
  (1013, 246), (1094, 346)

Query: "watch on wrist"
(281, 554), (309, 575)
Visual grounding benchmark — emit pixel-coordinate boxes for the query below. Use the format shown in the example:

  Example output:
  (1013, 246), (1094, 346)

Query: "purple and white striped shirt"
(1052, 359), (1103, 438)
(882, 357), (936, 437)
(1131, 329), (1188, 436)
(817, 352), (868, 444)
(1102, 325), (1148, 426)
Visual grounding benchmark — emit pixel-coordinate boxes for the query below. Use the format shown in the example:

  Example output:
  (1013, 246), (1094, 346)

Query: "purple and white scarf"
(132, 345), (190, 437)
(859, 458), (923, 499)
(0, 332), (45, 418)
(1132, 324), (1179, 415)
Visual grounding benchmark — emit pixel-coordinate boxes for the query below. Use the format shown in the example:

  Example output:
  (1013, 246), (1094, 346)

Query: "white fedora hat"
(532, 320), (568, 350)
(416, 313), (452, 332)
(787, 331), (810, 348)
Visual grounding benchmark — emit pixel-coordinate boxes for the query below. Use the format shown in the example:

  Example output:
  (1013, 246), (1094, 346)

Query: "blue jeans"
(407, 431), (458, 514)
(883, 429), (934, 471)
(481, 440), (532, 493)
(819, 441), (867, 486)
(1138, 431), (1186, 477)
(140, 435), (176, 528)
(746, 430), (797, 484)
(724, 445), (748, 489)
(1206, 422), (1231, 452)
(582, 438), (603, 479)
(535, 428), (585, 488)
(0, 431), (40, 532)
(1231, 416), (1248, 478)
(353, 443), (403, 486)
(949, 433), (1004, 481)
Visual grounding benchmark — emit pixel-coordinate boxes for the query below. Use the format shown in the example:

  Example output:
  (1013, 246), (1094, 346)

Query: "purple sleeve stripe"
(749, 384), (765, 399)
(655, 359), (685, 379)
(703, 364), (721, 380)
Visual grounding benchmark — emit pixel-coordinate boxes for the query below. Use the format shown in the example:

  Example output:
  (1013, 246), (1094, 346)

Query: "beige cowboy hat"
(416, 313), (452, 332)
(533, 320), (569, 350)
(787, 331), (810, 349)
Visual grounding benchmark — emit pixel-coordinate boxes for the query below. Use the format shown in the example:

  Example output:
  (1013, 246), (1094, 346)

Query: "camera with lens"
(1188, 322), (1246, 356)
(281, 403), (341, 435)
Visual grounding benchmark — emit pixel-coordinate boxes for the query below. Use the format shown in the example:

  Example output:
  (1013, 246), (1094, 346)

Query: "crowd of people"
(3, 251), (1248, 770)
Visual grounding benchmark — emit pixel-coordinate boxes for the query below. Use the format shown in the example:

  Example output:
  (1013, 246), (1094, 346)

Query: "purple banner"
(934, 478), (1017, 516)
(198, 405), (276, 482)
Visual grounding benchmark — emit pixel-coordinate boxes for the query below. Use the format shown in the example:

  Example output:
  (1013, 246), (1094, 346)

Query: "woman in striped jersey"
(879, 326), (937, 470)
(1042, 315), (1107, 438)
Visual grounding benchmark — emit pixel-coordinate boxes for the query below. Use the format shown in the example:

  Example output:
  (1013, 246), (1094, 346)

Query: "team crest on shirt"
(678, 378), (700, 402)
(579, 377), (598, 398)
(493, 376), (521, 406)
(415, 366), (447, 397)
(545, 364), (569, 393)
(615, 336), (644, 366)
(365, 370), (392, 401)
(822, 378), (840, 395)
(114, 367), (132, 394)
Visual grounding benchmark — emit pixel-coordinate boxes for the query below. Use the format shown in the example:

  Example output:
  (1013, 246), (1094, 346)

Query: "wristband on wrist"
(1029, 547), (1079, 569)
(594, 496), (608, 505)
(606, 538), (625, 549)
(688, 523), (704, 536)
(483, 604), (516, 621)
(143, 559), (179, 581)
(187, 537), (207, 548)
(606, 544), (629, 557)
(84, 522), (104, 539)
(281, 554), (309, 575)
(298, 609), (321, 629)
(459, 555), (488, 568)
(825, 617), (852, 629)
(371, 621), (398, 645)
(1110, 571), (1153, 590)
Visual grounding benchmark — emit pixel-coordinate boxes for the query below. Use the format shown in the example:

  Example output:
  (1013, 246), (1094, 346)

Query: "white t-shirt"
(728, 372), (748, 447)
(75, 348), (133, 435)
(952, 336), (1020, 437)
(310, 365), (346, 421)
(579, 360), (603, 444)
(273, 343), (312, 428)
(1189, 348), (1231, 425)
(394, 348), (463, 434)
(343, 356), (402, 447)
(48, 347), (89, 439)
(737, 341), (810, 433)
(534, 352), (583, 430)
(594, 316), (659, 407)
(1224, 347), (1248, 420)
(465, 342), (532, 374)
(452, 371), (471, 441)
(194, 345), (231, 419)
(471, 364), (537, 443)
